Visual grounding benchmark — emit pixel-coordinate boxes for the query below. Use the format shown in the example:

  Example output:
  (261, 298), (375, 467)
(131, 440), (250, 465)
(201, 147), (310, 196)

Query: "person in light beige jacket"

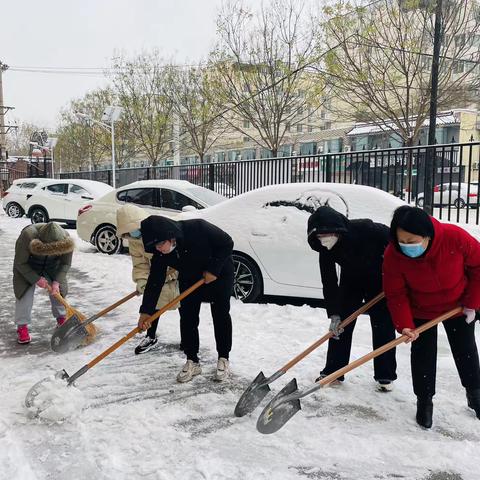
(117, 204), (179, 354)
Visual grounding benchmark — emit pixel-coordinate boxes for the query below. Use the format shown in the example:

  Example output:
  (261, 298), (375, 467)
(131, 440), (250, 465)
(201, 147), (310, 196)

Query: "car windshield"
(185, 187), (226, 206)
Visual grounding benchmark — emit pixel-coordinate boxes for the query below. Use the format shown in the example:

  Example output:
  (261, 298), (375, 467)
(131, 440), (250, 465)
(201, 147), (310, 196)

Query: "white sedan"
(182, 183), (405, 302)
(76, 179), (227, 254)
(25, 179), (113, 225)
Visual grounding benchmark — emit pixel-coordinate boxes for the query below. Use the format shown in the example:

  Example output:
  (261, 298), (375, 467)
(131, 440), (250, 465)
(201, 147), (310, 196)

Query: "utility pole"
(0, 61), (9, 161)
(424, 0), (443, 215)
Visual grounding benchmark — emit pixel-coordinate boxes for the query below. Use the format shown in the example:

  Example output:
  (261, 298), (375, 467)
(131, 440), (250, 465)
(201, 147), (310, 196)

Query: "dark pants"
(146, 318), (159, 339)
(179, 259), (234, 363)
(321, 285), (397, 382)
(411, 316), (480, 398)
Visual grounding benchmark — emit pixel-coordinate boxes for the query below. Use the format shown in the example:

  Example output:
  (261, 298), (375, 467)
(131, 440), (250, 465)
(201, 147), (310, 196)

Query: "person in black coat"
(307, 206), (397, 390)
(138, 215), (234, 383)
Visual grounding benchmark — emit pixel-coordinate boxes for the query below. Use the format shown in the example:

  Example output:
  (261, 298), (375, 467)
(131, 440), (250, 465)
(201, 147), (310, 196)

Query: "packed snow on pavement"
(0, 211), (479, 480)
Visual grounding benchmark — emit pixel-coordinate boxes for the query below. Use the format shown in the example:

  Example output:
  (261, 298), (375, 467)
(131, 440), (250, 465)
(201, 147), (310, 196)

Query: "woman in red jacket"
(383, 206), (480, 428)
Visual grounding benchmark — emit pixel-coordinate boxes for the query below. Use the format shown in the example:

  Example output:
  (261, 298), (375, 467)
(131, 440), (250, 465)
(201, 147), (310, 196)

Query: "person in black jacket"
(307, 206), (397, 390)
(138, 215), (234, 383)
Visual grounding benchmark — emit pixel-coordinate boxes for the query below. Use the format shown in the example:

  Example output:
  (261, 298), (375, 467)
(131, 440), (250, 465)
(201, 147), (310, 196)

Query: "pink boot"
(56, 316), (66, 327)
(17, 325), (31, 344)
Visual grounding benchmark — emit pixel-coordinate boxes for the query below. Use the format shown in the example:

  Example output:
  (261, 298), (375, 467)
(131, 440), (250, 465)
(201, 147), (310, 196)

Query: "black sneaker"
(134, 336), (158, 355)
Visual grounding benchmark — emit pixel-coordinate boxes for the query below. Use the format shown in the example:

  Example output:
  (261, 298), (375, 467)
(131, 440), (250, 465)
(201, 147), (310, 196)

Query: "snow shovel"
(256, 306), (462, 434)
(25, 278), (205, 410)
(234, 292), (385, 417)
(51, 291), (137, 353)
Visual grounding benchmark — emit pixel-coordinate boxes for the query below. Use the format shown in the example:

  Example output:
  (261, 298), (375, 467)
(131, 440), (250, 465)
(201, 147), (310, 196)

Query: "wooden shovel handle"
(86, 279), (205, 370)
(318, 306), (463, 387)
(280, 292), (385, 373)
(91, 291), (137, 320)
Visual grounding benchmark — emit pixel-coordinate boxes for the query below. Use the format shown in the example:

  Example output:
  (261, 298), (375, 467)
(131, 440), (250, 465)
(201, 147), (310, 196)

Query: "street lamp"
(46, 137), (58, 178)
(75, 106), (123, 188)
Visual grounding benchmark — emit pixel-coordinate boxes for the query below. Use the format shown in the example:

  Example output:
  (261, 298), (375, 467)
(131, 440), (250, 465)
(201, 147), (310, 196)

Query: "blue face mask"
(129, 229), (142, 239)
(399, 242), (426, 258)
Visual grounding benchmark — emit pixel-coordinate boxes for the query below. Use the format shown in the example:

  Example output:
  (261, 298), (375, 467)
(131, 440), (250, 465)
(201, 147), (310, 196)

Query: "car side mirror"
(182, 205), (197, 212)
(81, 195), (94, 200)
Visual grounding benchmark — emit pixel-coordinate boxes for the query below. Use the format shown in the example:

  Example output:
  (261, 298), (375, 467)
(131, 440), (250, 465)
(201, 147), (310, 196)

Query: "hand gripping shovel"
(234, 292), (385, 417)
(256, 306), (462, 434)
(25, 279), (205, 410)
(51, 291), (137, 353)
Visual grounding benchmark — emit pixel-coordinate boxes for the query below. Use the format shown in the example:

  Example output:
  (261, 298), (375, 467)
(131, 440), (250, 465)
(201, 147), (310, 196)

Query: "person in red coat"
(383, 205), (480, 428)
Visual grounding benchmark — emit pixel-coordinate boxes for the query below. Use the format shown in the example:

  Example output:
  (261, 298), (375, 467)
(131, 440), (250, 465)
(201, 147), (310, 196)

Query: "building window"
(320, 110), (326, 119)
(296, 124), (303, 133)
(243, 119), (250, 128)
(243, 136), (250, 143)
(285, 122), (291, 132)
(297, 106), (303, 116)
(308, 125), (314, 133)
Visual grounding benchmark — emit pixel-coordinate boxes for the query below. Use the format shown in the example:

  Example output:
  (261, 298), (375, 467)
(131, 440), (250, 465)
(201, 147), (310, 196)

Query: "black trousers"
(321, 285), (397, 382)
(411, 316), (480, 398)
(178, 259), (234, 363)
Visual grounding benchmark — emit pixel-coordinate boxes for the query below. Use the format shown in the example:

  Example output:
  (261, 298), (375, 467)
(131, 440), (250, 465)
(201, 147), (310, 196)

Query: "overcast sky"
(2, 0), (225, 131)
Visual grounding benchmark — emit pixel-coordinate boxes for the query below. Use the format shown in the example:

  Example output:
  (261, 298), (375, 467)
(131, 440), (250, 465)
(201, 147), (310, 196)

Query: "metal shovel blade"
(50, 314), (88, 353)
(234, 371), (271, 417)
(256, 378), (301, 434)
(25, 369), (70, 409)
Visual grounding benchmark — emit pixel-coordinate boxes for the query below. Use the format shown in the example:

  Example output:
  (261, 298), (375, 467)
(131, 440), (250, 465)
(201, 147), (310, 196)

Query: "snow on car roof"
(119, 179), (197, 189)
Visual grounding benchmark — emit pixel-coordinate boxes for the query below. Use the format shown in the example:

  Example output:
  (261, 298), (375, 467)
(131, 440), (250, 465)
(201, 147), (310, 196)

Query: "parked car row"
(3, 176), (406, 303)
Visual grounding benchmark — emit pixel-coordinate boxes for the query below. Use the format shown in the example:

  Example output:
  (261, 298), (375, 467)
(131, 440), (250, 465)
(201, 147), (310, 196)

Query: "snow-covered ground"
(0, 212), (479, 480)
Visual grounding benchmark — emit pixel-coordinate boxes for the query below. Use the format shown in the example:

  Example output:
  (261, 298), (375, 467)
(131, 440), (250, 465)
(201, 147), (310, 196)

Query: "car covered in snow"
(25, 179), (113, 226)
(76, 179), (227, 254)
(2, 178), (50, 218)
(180, 183), (406, 302)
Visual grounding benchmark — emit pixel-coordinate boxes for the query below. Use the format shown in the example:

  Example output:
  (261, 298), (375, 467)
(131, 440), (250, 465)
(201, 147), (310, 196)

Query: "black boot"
(416, 396), (433, 428)
(466, 388), (480, 419)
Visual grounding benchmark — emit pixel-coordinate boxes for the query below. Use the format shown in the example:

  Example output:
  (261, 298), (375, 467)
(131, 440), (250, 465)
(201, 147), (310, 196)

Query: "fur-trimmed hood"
(29, 222), (75, 256)
(30, 236), (75, 256)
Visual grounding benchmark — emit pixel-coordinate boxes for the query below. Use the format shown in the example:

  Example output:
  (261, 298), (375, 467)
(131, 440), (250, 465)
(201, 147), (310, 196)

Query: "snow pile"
(26, 375), (85, 422)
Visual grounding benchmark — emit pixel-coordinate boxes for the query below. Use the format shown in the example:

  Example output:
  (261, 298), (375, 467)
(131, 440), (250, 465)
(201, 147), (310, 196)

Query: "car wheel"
(416, 197), (424, 207)
(232, 253), (262, 303)
(30, 207), (49, 224)
(94, 225), (121, 255)
(453, 198), (466, 209)
(6, 202), (24, 218)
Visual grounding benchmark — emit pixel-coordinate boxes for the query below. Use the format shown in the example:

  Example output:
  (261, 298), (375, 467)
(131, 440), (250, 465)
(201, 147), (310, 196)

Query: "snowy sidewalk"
(0, 213), (479, 480)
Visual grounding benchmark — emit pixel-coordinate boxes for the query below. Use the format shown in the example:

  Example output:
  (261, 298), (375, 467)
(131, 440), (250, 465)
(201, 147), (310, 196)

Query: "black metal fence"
(58, 140), (480, 224)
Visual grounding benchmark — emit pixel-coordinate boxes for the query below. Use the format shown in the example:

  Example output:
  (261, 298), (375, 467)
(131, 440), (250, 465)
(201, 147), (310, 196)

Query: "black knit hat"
(307, 206), (349, 238)
(390, 206), (434, 241)
(141, 216), (183, 254)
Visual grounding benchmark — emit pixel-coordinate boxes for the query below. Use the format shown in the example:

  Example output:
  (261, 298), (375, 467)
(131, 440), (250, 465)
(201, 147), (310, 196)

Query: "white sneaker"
(376, 380), (394, 392)
(214, 357), (230, 382)
(177, 360), (202, 383)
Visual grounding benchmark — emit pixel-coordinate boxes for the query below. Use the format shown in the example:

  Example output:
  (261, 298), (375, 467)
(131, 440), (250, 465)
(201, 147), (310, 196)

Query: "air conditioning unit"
(473, 162), (479, 171)
(344, 145), (351, 152)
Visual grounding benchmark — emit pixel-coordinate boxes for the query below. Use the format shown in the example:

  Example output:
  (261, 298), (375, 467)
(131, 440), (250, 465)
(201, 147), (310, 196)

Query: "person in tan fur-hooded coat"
(116, 204), (179, 354)
(13, 222), (75, 344)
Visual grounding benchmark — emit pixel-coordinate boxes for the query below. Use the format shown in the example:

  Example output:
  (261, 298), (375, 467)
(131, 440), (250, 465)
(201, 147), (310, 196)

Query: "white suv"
(77, 179), (226, 254)
(25, 179), (113, 225)
(2, 178), (49, 217)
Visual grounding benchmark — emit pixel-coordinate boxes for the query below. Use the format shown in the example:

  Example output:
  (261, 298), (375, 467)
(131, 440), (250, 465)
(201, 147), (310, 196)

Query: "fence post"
(325, 154), (332, 182)
(208, 163), (215, 191)
(107, 170), (112, 187)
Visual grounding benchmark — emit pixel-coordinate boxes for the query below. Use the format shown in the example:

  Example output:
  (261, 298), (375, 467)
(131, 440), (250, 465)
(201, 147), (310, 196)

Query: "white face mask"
(319, 235), (338, 250)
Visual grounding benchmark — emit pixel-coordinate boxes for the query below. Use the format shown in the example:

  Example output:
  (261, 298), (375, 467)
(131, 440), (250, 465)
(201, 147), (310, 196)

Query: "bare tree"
(55, 87), (139, 171)
(6, 121), (44, 156)
(321, 0), (480, 145)
(111, 51), (174, 167)
(164, 65), (229, 163)
(211, 0), (323, 157)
